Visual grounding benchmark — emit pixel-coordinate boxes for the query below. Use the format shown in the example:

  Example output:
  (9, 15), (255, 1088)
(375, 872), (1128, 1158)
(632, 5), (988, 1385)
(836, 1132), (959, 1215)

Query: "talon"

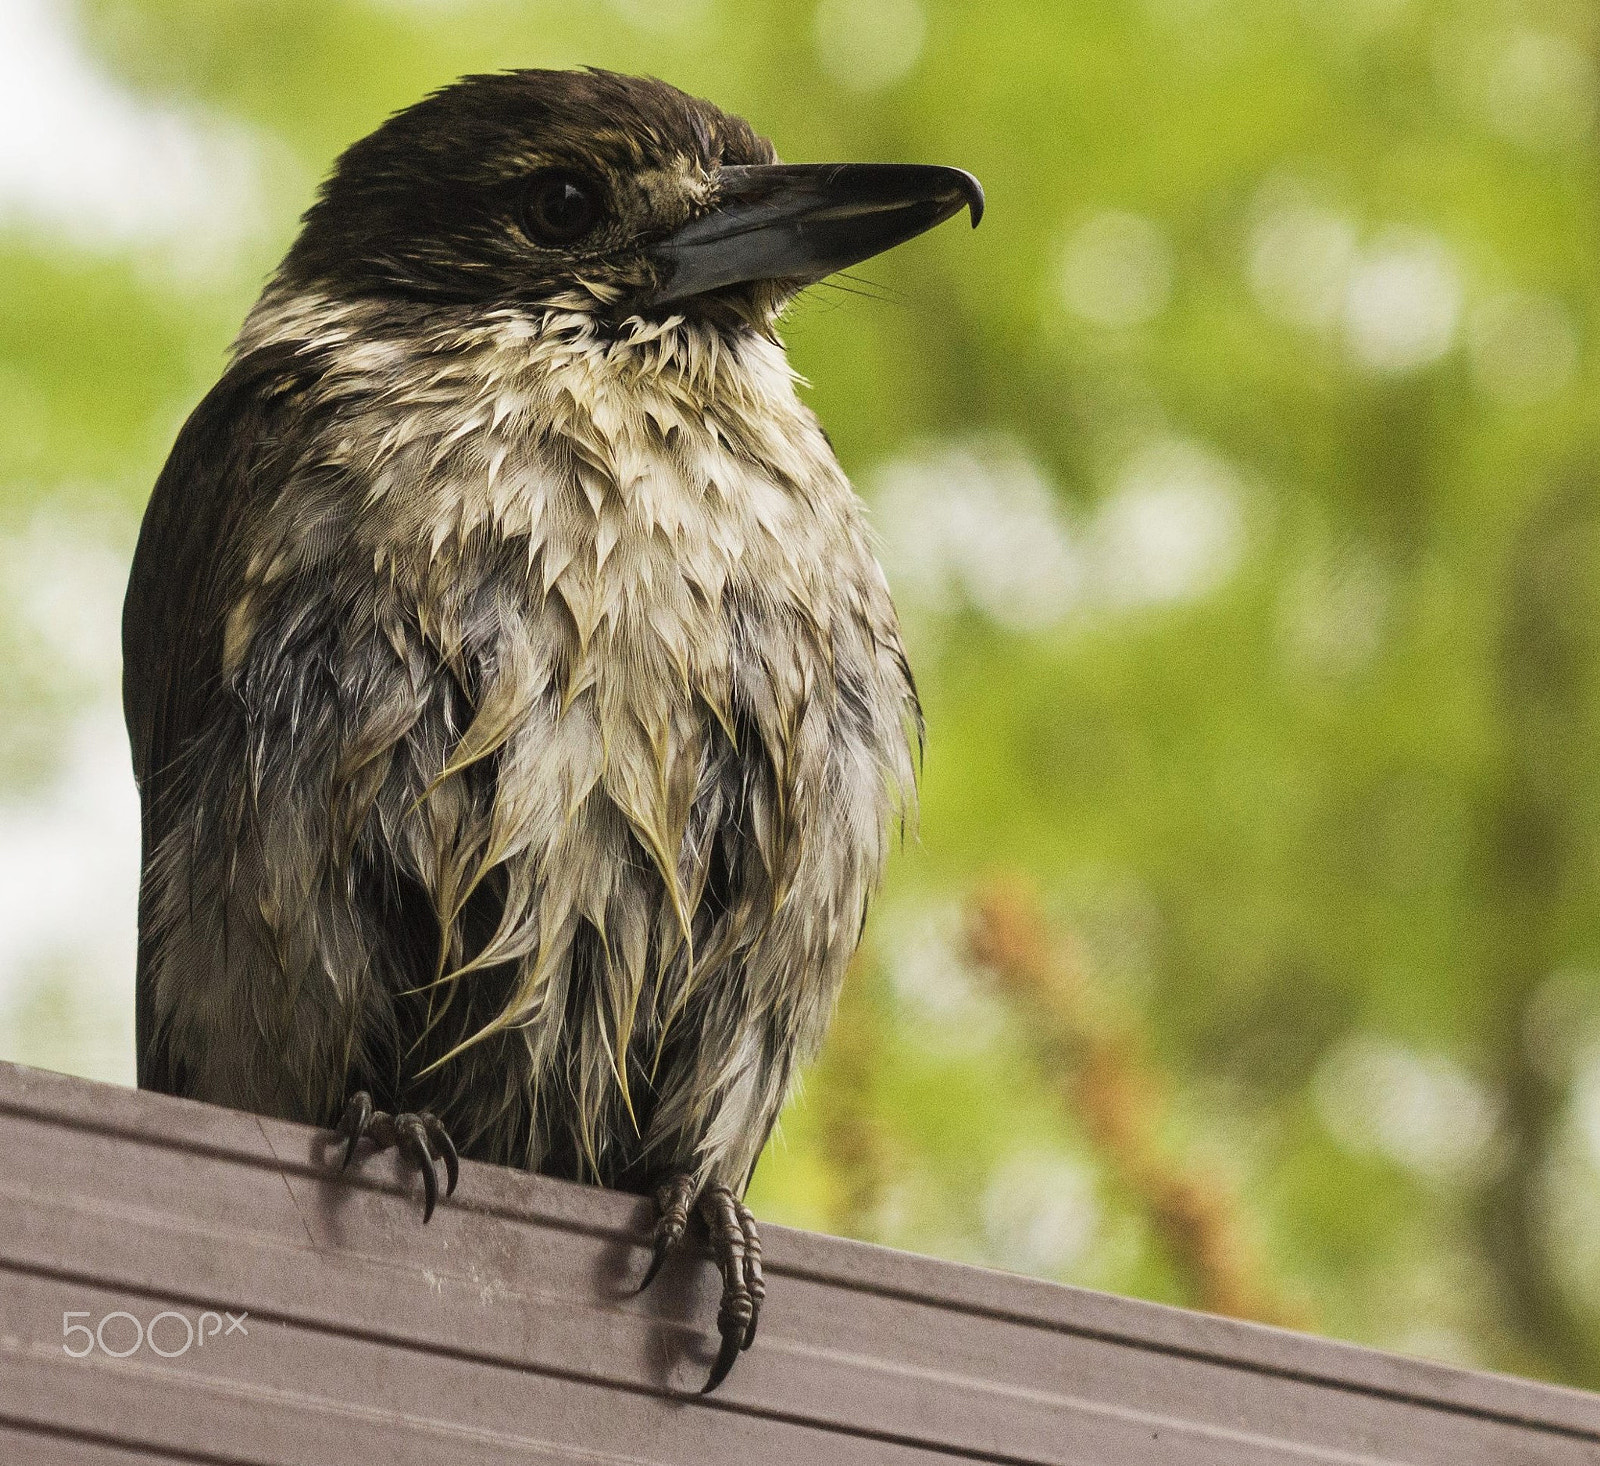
(702, 1328), (742, 1394)
(423, 1114), (460, 1197)
(638, 1174), (694, 1294)
(637, 1232), (676, 1294)
(645, 1175), (764, 1388)
(336, 1091), (374, 1172)
(698, 1184), (757, 1392)
(397, 1115), (438, 1222)
(326, 1097), (458, 1224)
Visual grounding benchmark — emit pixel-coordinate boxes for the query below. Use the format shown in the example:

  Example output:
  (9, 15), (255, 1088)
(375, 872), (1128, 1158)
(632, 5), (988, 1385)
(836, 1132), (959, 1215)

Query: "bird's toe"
(422, 1113), (460, 1198)
(698, 1184), (760, 1392)
(326, 1096), (459, 1223)
(638, 1173), (696, 1294)
(335, 1090), (375, 1172)
(735, 1197), (764, 1349)
(395, 1113), (439, 1222)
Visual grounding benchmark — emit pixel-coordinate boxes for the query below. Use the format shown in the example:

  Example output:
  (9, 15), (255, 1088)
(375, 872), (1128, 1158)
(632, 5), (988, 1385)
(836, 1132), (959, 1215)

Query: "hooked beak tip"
(954, 171), (985, 229)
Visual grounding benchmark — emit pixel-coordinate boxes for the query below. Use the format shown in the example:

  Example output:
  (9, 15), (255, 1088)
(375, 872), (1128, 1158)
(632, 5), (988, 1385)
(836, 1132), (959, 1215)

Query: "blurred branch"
(966, 879), (1307, 1329)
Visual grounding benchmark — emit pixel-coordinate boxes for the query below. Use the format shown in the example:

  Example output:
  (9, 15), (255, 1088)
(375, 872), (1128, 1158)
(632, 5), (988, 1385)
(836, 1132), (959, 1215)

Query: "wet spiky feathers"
(123, 67), (986, 1391)
(127, 219), (917, 1198)
(124, 68), (981, 1256)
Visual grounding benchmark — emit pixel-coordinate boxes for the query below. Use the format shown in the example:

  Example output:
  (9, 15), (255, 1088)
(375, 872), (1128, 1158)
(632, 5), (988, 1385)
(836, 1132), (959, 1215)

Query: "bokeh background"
(3, 0), (1600, 1387)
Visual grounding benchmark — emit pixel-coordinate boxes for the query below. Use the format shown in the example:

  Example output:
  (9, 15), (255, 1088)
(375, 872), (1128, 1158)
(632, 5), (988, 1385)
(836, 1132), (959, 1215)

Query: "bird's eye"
(523, 171), (603, 246)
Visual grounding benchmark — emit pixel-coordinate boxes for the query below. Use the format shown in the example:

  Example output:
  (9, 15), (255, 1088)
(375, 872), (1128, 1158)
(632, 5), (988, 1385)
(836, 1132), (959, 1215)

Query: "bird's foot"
(638, 1175), (764, 1393)
(332, 1091), (459, 1223)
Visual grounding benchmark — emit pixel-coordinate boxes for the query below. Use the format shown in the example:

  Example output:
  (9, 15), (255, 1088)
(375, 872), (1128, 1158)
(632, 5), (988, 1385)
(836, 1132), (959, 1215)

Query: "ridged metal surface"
(0, 1059), (1595, 1464)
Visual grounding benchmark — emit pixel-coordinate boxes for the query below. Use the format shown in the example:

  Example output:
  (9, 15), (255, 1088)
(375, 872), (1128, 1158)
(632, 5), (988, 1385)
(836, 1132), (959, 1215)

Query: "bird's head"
(279, 69), (982, 331)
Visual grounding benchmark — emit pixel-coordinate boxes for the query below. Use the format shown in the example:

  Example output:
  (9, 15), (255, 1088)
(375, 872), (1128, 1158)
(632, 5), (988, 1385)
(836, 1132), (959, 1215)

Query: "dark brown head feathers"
(281, 69), (775, 309)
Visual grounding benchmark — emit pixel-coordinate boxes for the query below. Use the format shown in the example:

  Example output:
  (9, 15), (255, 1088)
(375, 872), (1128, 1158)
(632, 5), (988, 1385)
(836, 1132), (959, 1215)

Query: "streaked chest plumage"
(151, 295), (916, 1187)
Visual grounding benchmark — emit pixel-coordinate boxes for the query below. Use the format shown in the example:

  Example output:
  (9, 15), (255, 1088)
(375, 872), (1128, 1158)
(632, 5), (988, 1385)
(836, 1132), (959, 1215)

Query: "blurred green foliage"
(4, 0), (1600, 1387)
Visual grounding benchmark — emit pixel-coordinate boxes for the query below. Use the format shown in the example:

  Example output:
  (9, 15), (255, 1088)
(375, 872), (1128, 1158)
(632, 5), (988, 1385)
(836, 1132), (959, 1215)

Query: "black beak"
(648, 162), (984, 308)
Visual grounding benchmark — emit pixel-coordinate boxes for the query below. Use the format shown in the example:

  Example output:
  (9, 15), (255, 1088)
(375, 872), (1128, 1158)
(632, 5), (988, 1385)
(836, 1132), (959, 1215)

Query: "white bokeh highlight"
(814, 0), (927, 94)
(1342, 231), (1463, 375)
(1315, 1035), (1499, 1183)
(1094, 438), (1246, 607)
(875, 442), (1085, 631)
(1058, 211), (1175, 328)
(1248, 187), (1359, 330)
(875, 436), (1247, 633)
(0, 521), (139, 1086)
(1246, 184), (1477, 378)
(981, 1149), (1101, 1275)
(0, 0), (261, 262)
(1482, 30), (1598, 153)
(877, 899), (1008, 1056)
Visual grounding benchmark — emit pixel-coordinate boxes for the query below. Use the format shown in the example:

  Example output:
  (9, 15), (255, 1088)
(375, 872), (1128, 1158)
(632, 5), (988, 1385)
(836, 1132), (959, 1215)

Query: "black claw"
(644, 1175), (761, 1389)
(637, 1234), (675, 1294)
(397, 1118), (438, 1223)
(425, 1116), (460, 1198)
(697, 1184), (758, 1391)
(702, 1329), (742, 1394)
(329, 1097), (457, 1225)
(337, 1092), (374, 1172)
(639, 1175), (694, 1294)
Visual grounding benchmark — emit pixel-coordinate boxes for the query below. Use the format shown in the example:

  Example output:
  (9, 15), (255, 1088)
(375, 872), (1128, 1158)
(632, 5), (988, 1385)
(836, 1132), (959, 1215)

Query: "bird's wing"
(122, 343), (318, 1089)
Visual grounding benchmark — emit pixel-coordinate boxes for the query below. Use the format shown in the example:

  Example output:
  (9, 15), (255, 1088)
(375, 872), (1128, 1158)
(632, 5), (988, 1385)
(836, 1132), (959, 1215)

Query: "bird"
(122, 67), (982, 1391)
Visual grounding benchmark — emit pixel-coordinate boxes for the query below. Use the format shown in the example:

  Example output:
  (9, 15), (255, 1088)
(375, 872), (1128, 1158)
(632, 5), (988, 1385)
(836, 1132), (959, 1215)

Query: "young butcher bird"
(123, 69), (981, 1390)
